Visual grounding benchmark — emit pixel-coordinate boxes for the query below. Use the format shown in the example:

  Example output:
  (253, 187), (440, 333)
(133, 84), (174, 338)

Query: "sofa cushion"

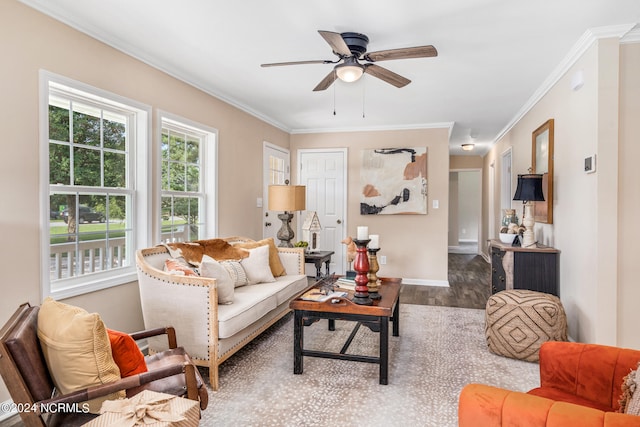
(240, 245), (275, 285)
(233, 238), (286, 277)
(164, 257), (198, 276)
(37, 297), (124, 413)
(107, 329), (148, 377)
(252, 274), (309, 306)
(200, 255), (234, 304)
(217, 285), (278, 339)
(220, 260), (249, 288)
(620, 362), (640, 415)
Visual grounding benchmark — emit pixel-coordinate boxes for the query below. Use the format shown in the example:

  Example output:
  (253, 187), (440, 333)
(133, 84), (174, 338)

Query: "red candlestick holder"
(352, 239), (373, 305)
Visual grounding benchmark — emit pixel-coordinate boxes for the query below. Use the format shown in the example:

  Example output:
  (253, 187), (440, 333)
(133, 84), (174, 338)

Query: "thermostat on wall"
(584, 154), (596, 174)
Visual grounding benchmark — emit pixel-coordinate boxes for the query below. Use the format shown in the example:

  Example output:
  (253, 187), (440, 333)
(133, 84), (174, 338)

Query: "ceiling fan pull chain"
(333, 71), (337, 116)
(362, 76), (366, 118)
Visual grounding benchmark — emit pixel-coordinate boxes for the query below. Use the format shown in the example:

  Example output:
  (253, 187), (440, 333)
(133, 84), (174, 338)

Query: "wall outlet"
(380, 255), (387, 265)
(256, 197), (263, 207)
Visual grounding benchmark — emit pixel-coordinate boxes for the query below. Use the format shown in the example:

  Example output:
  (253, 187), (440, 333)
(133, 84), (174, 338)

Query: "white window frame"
(39, 70), (151, 300)
(156, 111), (217, 243)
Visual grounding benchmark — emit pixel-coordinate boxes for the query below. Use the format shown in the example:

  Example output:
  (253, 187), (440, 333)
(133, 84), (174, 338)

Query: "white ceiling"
(20, 0), (640, 155)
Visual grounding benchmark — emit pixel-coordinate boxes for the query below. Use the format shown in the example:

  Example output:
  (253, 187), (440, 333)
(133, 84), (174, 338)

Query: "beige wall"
(291, 128), (450, 282)
(482, 39), (640, 347)
(0, 0), (289, 403)
(618, 42), (640, 347)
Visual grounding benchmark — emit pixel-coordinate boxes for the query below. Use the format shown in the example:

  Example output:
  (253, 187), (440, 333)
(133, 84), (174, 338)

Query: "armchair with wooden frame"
(0, 303), (208, 427)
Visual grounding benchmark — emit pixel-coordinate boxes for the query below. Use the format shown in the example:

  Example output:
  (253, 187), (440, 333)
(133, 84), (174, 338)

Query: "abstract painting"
(360, 147), (428, 215)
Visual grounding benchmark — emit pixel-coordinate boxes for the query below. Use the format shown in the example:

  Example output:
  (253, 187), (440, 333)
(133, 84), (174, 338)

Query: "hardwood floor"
(400, 253), (491, 309)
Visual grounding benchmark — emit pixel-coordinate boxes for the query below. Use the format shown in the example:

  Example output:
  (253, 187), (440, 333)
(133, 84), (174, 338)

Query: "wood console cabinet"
(489, 240), (560, 296)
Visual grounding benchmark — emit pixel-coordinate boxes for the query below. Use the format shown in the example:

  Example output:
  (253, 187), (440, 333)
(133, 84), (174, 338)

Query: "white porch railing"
(49, 226), (192, 280)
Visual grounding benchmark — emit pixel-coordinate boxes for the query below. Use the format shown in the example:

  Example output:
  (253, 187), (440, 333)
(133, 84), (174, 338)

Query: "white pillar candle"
(357, 226), (369, 240)
(369, 234), (379, 249)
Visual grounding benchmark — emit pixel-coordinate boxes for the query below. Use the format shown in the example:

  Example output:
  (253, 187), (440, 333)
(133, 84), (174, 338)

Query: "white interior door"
(298, 149), (347, 275)
(263, 143), (290, 241)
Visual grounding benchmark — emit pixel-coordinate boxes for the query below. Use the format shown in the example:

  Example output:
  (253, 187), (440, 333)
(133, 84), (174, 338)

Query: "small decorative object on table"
(83, 390), (200, 427)
(367, 234), (381, 300)
(352, 237), (373, 305)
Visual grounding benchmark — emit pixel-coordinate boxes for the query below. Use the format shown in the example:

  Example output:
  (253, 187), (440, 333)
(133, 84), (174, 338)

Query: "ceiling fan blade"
(364, 64), (411, 88)
(261, 60), (332, 67)
(318, 30), (352, 57)
(313, 70), (338, 92)
(365, 45), (438, 62)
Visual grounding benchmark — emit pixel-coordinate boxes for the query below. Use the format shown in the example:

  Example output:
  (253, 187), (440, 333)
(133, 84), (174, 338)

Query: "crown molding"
(493, 23), (638, 145)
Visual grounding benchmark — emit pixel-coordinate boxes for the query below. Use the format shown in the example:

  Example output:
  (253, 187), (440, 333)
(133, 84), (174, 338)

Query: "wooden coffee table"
(289, 277), (401, 385)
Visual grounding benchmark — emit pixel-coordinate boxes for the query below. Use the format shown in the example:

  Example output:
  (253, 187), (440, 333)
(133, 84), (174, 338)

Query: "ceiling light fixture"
(335, 57), (364, 83)
(462, 144), (475, 151)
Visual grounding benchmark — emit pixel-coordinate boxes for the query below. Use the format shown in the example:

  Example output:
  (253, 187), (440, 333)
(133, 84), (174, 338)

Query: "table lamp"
(268, 185), (306, 247)
(513, 173), (545, 247)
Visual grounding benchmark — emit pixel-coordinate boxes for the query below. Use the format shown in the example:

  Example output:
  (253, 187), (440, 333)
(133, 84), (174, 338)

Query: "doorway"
(448, 169), (481, 254)
(262, 142), (290, 243)
(297, 149), (347, 275)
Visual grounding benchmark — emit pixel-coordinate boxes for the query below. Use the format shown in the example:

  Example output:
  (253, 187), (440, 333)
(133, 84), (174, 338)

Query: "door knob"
(336, 219), (342, 224)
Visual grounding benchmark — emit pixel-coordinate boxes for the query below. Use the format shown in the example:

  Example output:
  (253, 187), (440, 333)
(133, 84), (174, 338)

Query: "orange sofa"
(459, 341), (640, 426)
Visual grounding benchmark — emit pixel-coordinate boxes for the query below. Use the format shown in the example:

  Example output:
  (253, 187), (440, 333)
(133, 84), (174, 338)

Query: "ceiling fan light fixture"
(462, 143), (475, 151)
(335, 59), (364, 83)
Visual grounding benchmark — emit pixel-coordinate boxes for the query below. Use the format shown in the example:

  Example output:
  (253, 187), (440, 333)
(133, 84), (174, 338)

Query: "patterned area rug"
(200, 304), (539, 426)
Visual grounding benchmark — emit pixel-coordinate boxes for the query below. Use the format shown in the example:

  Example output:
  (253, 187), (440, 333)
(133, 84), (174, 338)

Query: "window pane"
(186, 137), (199, 164)
(161, 132), (170, 160)
(109, 195), (127, 223)
(74, 147), (101, 186)
(49, 105), (69, 142)
(49, 143), (70, 185)
(73, 110), (100, 147)
(104, 151), (126, 188)
(103, 117), (126, 150)
(170, 133), (185, 161)
(186, 165), (199, 192)
(161, 160), (169, 191)
(169, 163), (185, 192)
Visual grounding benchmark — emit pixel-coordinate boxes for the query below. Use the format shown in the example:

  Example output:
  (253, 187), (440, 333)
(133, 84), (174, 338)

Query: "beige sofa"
(135, 237), (308, 390)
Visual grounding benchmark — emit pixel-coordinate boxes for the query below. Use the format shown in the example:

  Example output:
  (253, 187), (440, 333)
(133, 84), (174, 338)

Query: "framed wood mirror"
(531, 119), (554, 224)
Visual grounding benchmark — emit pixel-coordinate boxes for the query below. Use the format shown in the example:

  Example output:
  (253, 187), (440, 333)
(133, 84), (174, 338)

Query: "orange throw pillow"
(107, 329), (148, 377)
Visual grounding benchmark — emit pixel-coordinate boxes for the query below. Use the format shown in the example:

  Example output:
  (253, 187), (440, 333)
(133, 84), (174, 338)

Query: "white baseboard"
(402, 278), (449, 287)
(458, 239), (478, 243)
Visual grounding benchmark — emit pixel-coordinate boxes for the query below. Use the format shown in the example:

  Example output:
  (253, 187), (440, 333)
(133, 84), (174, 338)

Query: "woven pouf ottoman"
(485, 289), (567, 362)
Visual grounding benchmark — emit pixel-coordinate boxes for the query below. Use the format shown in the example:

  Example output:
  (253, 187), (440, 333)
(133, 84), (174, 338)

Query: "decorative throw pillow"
(37, 297), (124, 413)
(200, 255), (235, 304)
(620, 362), (640, 415)
(220, 260), (249, 288)
(164, 257), (198, 276)
(233, 238), (287, 276)
(107, 329), (148, 377)
(240, 244), (276, 284)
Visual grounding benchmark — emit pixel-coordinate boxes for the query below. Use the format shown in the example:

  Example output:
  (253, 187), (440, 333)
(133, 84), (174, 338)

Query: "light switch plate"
(433, 199), (439, 209)
(584, 154), (596, 174)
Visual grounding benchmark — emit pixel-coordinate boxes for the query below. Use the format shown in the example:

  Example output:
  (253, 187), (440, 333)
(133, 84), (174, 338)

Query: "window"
(41, 72), (150, 299)
(159, 113), (217, 243)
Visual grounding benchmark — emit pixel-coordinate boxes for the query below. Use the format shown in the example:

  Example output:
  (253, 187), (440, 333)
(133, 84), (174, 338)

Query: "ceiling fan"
(261, 30), (438, 91)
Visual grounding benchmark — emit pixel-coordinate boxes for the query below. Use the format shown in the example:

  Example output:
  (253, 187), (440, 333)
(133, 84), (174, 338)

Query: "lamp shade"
(513, 174), (545, 202)
(268, 185), (306, 212)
